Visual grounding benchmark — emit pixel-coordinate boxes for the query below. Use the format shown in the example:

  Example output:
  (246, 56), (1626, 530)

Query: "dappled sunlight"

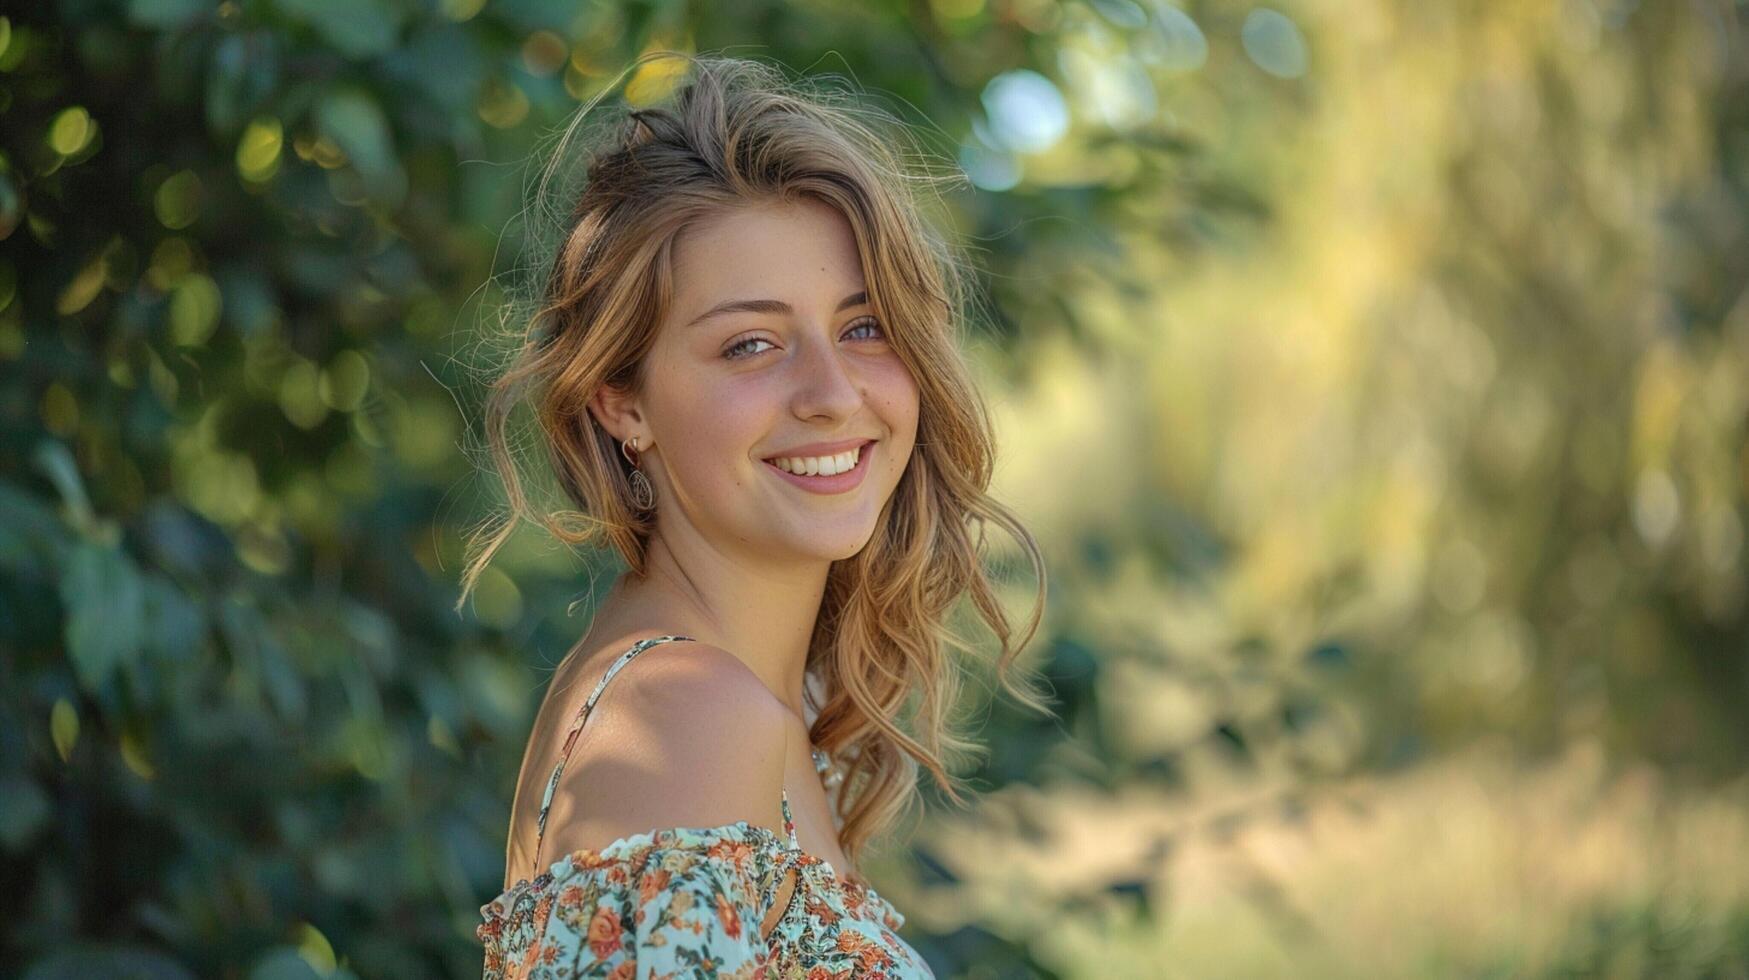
(923, 742), (1749, 978)
(3, 0), (1744, 975)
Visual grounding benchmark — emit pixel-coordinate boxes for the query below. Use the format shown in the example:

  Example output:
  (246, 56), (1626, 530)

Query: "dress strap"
(531, 634), (695, 869)
(780, 787), (801, 851)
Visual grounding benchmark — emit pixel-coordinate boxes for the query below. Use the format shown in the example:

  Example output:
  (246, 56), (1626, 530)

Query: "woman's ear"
(587, 381), (647, 448)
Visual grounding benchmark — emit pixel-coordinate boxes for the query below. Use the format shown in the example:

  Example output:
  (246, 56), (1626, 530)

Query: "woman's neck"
(606, 535), (829, 718)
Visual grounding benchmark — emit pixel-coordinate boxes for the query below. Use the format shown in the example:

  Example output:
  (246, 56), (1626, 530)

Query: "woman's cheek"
(871, 357), (921, 419)
(694, 385), (770, 462)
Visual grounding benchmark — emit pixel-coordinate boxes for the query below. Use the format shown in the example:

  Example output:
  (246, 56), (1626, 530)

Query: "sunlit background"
(2, 1), (1746, 977)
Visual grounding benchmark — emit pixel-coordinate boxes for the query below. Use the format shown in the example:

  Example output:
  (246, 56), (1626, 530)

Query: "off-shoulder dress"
(477, 634), (936, 979)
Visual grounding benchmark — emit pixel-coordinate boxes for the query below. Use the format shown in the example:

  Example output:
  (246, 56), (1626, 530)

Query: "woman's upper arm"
(537, 642), (792, 861)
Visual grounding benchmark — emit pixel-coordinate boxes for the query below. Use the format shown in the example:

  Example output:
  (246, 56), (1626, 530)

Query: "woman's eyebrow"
(687, 290), (868, 327)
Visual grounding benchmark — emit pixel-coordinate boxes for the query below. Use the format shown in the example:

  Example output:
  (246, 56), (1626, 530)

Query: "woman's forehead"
(671, 199), (864, 306)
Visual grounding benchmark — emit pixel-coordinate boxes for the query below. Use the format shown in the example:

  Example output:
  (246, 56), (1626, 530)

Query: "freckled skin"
(625, 197), (920, 567)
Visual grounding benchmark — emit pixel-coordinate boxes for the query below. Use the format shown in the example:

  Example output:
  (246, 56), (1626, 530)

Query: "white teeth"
(772, 445), (861, 476)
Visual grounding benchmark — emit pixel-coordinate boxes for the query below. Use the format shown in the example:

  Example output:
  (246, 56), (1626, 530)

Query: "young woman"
(464, 53), (1049, 979)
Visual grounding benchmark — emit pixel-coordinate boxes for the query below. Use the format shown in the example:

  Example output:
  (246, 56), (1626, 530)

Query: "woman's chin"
(765, 520), (876, 562)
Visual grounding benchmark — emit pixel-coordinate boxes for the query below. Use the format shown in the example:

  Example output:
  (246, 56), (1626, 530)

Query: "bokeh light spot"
(48, 106), (94, 156)
(1241, 7), (1310, 79)
(981, 69), (1070, 154)
(236, 116), (283, 183)
(1144, 3), (1209, 71)
(154, 170), (202, 230)
(168, 273), (222, 346)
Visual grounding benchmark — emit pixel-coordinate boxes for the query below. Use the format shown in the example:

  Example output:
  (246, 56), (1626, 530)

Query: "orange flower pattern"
(477, 821), (934, 979)
(477, 637), (933, 979)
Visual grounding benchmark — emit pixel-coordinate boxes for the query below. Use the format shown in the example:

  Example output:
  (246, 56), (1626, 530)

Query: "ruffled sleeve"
(478, 821), (795, 980)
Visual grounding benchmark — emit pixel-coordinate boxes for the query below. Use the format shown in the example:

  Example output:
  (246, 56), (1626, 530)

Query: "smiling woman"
(589, 194), (919, 555)
(458, 51), (1052, 979)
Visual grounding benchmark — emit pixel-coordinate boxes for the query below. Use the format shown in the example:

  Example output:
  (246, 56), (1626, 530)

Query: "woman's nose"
(791, 335), (863, 419)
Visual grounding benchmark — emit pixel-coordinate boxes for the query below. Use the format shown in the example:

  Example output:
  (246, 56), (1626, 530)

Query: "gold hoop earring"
(621, 435), (656, 511)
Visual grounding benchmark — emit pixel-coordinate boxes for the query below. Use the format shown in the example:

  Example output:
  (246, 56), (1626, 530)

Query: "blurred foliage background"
(2, 0), (1746, 977)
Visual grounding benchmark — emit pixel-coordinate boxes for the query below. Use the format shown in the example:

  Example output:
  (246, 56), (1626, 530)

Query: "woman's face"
(627, 196), (920, 565)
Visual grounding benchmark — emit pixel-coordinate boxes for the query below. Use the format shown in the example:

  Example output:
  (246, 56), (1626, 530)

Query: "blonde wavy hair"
(457, 51), (1051, 867)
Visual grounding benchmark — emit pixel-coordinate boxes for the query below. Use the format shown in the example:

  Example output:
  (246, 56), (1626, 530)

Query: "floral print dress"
(478, 635), (936, 979)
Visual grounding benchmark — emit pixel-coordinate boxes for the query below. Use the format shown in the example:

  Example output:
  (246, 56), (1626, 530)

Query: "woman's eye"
(845, 316), (885, 341)
(720, 319), (884, 361)
(722, 336), (774, 360)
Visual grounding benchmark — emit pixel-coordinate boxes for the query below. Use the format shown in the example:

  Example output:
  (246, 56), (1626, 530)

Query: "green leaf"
(384, 26), (484, 112)
(32, 440), (94, 533)
(119, 576), (206, 705)
(274, 0), (402, 60)
(0, 479), (72, 574)
(258, 637), (308, 725)
(59, 541), (147, 693)
(314, 86), (407, 206)
(142, 576), (205, 665)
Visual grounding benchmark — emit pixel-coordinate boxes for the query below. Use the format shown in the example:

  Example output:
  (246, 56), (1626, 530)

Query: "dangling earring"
(621, 435), (656, 511)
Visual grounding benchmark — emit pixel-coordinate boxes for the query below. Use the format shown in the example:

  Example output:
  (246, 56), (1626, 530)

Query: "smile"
(768, 441), (864, 475)
(761, 440), (875, 495)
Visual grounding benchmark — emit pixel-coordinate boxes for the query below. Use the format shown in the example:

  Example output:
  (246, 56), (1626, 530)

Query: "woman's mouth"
(761, 440), (875, 495)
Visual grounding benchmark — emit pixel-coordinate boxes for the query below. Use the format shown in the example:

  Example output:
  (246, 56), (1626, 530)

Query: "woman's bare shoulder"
(517, 635), (791, 874)
(582, 634), (789, 776)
